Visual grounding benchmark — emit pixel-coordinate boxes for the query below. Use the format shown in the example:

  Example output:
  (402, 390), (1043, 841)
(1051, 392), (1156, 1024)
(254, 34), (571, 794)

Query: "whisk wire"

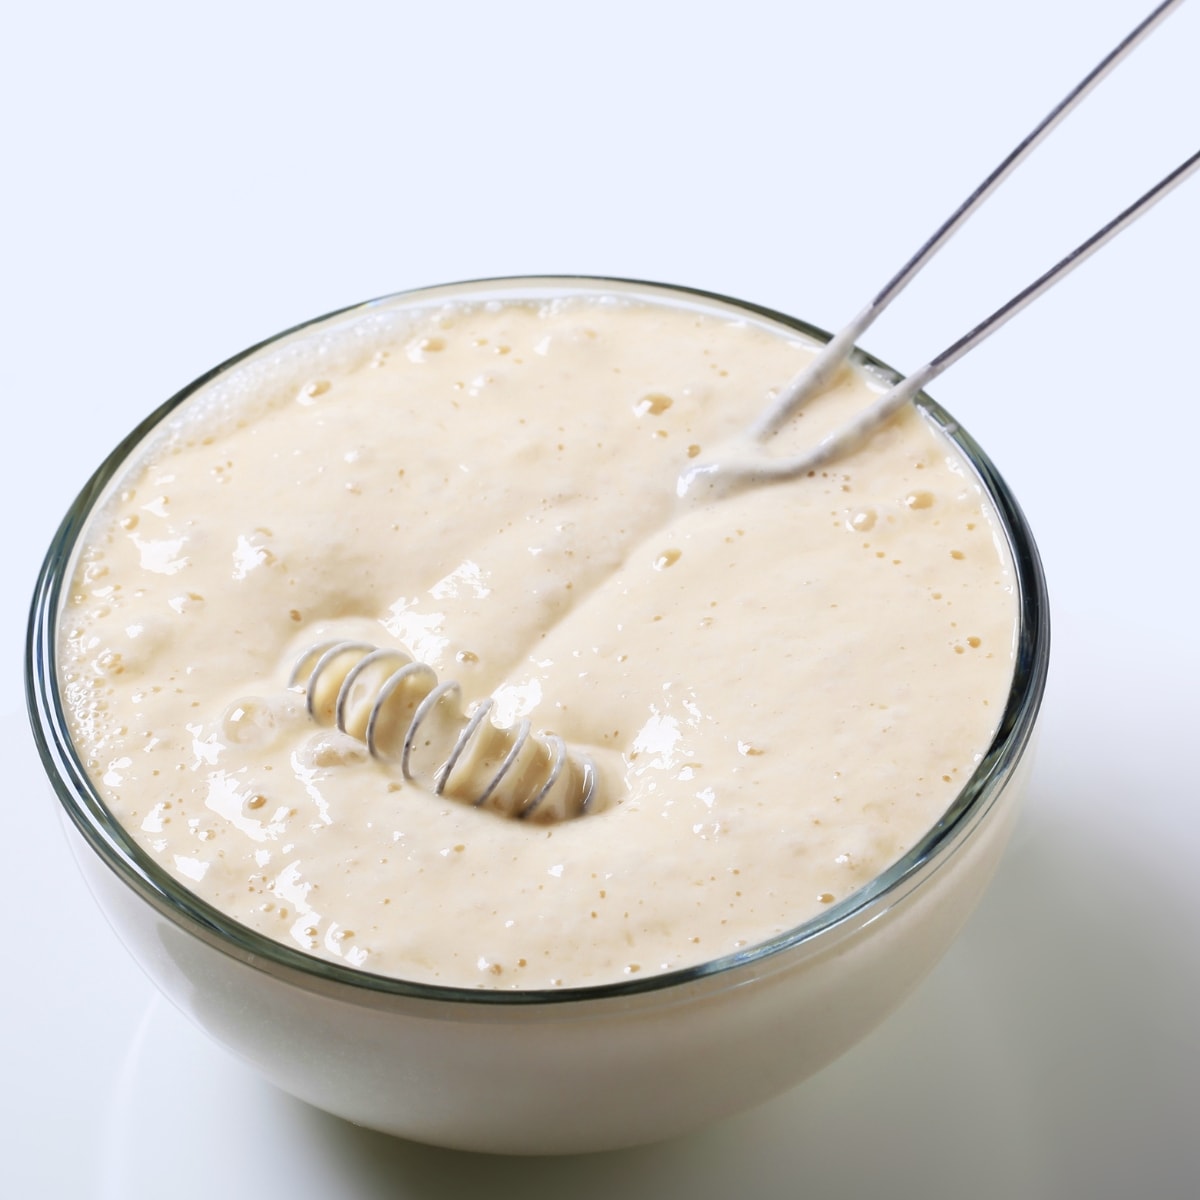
(685, 0), (1193, 497)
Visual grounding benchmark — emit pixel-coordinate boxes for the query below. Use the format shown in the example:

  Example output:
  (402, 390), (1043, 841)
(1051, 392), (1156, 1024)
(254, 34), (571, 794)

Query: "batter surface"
(59, 288), (1017, 988)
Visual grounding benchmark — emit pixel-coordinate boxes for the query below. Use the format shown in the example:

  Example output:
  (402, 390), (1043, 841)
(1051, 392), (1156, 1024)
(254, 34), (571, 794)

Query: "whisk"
(289, 640), (598, 823)
(679, 0), (1198, 499)
(291, 4), (1192, 823)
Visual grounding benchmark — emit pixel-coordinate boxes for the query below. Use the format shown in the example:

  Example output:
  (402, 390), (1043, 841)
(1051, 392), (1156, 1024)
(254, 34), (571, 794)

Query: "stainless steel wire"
(679, 0), (1195, 498)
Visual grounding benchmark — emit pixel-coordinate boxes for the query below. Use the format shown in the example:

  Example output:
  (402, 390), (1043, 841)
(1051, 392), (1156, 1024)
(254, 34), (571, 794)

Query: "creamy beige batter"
(58, 288), (1017, 988)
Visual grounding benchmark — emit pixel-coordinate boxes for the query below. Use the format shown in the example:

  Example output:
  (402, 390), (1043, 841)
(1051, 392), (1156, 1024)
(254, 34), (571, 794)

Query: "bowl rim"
(25, 274), (1050, 1007)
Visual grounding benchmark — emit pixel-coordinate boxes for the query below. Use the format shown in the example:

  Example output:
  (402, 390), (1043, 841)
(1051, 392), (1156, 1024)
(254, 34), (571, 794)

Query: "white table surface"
(4, 1), (1197, 1196)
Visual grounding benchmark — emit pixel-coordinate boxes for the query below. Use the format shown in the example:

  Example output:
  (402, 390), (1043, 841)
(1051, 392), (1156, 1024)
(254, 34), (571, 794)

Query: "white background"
(3, 1), (1197, 1196)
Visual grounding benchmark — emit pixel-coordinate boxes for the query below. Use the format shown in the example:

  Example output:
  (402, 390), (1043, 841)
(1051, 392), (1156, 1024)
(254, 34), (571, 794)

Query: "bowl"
(26, 277), (1049, 1155)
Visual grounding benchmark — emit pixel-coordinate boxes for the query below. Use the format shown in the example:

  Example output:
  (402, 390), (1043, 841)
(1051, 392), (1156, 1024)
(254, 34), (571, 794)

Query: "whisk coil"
(289, 639), (597, 822)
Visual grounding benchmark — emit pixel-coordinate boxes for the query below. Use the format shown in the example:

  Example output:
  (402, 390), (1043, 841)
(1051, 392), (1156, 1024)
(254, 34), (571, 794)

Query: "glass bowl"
(26, 277), (1049, 1155)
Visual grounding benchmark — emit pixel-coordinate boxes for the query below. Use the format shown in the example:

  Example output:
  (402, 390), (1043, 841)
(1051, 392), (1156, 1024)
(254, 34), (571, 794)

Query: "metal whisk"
(289, 640), (598, 823)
